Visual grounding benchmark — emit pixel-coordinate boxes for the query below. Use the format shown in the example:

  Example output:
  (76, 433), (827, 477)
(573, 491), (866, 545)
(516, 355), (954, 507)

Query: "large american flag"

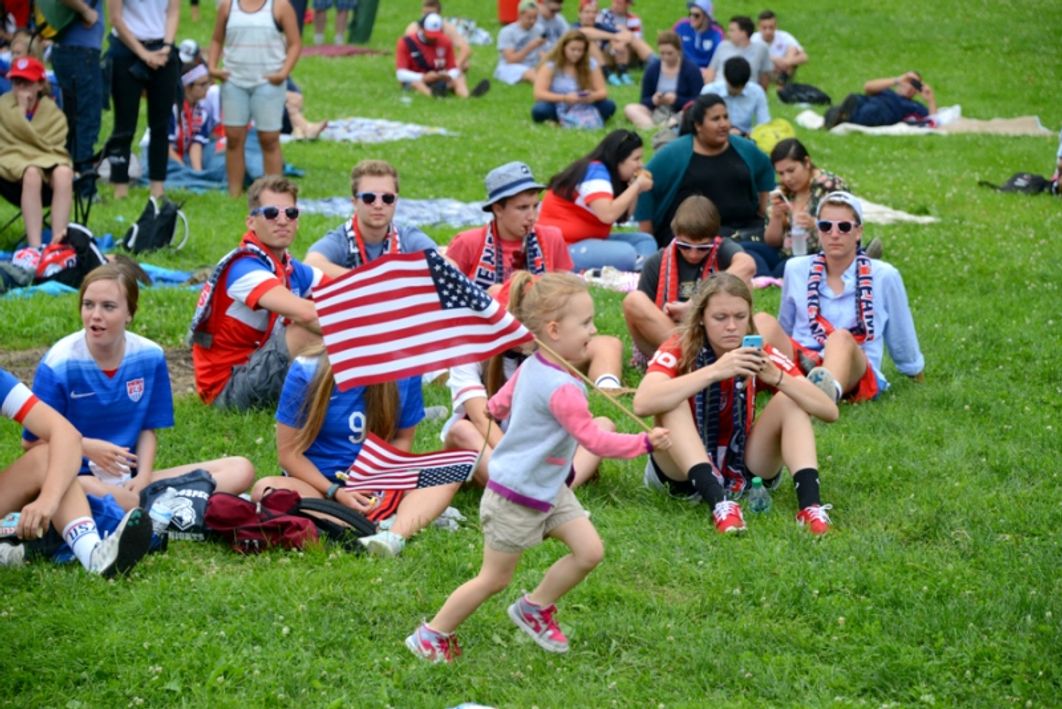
(314, 250), (533, 390)
(343, 434), (480, 491)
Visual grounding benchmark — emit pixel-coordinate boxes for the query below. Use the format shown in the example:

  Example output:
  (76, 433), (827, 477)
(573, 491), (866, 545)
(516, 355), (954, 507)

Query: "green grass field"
(2, 1), (1061, 706)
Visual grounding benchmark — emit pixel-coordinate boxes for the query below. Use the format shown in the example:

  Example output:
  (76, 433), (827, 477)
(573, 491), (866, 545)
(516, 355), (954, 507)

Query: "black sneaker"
(89, 508), (152, 578)
(470, 78), (491, 98)
(825, 93), (862, 130)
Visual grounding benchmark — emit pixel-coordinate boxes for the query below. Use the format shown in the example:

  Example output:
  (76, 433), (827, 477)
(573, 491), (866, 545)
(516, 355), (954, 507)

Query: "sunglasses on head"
(356, 191), (397, 205)
(251, 205), (300, 220)
(675, 240), (715, 251)
(816, 219), (857, 233)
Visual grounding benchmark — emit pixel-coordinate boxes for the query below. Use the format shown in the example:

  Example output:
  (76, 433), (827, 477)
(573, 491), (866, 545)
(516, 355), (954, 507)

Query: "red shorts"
(789, 338), (880, 403)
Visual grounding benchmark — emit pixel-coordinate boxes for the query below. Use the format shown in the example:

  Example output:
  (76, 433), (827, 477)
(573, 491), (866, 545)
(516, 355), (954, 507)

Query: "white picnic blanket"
(798, 106), (1053, 138)
(281, 117), (453, 144)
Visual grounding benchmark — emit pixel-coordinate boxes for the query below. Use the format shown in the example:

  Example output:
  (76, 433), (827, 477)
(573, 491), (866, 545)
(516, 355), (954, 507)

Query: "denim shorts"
(220, 80), (286, 132)
(313, 0), (356, 10)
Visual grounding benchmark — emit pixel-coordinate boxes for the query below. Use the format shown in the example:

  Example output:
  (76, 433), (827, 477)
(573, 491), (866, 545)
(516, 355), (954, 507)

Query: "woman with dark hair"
(633, 273), (838, 535)
(537, 129), (657, 272)
(764, 138), (849, 258)
(634, 93), (775, 257)
(252, 347), (461, 558)
(531, 30), (614, 127)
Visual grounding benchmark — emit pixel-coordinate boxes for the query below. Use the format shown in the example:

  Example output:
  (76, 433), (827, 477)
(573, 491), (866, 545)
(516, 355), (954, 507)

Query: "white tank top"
(223, 0), (287, 89)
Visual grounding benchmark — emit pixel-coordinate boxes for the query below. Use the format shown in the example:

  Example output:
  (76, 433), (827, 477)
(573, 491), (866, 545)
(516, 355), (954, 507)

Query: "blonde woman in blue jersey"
(24, 264), (254, 510)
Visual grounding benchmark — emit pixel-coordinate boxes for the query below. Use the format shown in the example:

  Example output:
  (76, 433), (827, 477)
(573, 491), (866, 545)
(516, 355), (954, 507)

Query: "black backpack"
(34, 223), (107, 288)
(978, 172), (1050, 194)
(122, 196), (190, 253)
(777, 82), (832, 105)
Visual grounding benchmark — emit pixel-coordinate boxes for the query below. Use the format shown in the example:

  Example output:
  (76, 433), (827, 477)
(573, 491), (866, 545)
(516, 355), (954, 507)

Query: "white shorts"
(493, 62), (533, 85)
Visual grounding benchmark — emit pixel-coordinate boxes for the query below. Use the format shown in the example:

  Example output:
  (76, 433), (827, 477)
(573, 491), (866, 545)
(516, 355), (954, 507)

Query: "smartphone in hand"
(741, 335), (763, 349)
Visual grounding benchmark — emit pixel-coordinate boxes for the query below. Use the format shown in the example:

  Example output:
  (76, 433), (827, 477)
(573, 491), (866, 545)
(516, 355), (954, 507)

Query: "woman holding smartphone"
(531, 30), (613, 127)
(633, 273), (838, 535)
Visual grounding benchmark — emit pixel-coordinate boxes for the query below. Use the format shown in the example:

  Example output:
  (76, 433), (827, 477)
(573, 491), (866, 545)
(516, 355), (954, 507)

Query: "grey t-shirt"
(637, 240), (744, 303)
(534, 12), (570, 52)
(308, 222), (437, 269)
(707, 40), (772, 82)
(497, 22), (543, 67)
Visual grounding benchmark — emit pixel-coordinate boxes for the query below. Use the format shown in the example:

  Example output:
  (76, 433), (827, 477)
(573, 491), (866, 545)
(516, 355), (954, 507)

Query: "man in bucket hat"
(446, 161), (572, 288)
(446, 161), (627, 392)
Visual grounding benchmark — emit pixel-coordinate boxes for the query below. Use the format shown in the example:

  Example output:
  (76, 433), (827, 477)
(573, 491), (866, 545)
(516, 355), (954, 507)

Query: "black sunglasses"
(356, 191), (397, 205)
(251, 205), (299, 220)
(816, 219), (857, 233)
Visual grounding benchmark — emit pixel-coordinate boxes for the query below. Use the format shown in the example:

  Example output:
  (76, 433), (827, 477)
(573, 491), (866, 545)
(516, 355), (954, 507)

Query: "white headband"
(181, 64), (208, 86)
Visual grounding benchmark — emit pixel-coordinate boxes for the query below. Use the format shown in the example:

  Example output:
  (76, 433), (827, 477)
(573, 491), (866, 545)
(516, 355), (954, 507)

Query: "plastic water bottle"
(148, 488), (178, 535)
(748, 476), (771, 513)
(790, 225), (809, 256)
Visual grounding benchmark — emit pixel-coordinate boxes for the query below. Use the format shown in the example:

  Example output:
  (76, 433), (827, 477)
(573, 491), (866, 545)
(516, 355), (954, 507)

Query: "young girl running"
(1, 367), (152, 575)
(407, 273), (671, 663)
(24, 264), (254, 510)
(632, 273), (838, 535)
(442, 271), (617, 487)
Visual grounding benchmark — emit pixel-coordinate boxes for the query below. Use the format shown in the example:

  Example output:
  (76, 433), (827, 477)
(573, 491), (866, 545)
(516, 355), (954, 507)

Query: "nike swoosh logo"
(70, 391), (96, 399)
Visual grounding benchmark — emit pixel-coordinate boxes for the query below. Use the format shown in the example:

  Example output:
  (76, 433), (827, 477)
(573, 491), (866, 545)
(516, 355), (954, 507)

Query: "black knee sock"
(688, 463), (725, 507)
(793, 468), (821, 509)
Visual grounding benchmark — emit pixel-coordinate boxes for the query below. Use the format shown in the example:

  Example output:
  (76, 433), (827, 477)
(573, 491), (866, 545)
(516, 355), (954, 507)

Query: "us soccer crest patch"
(126, 378), (145, 403)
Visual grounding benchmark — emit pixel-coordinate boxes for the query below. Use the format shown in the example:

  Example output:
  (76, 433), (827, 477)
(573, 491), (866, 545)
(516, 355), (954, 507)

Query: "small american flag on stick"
(314, 250), (533, 391)
(343, 434), (480, 491)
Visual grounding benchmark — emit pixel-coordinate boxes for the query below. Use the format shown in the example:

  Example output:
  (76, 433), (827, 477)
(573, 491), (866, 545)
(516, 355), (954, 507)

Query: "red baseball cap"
(6, 56), (46, 83)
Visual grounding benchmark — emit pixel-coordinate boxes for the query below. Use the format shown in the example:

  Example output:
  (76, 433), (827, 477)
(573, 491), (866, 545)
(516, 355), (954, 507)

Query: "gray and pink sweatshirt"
(486, 353), (652, 512)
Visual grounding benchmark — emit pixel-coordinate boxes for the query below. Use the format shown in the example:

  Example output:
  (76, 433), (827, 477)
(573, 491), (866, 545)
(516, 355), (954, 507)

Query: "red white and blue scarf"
(470, 221), (549, 290)
(343, 217), (401, 270)
(654, 238), (721, 308)
(692, 346), (755, 491)
(806, 247), (875, 346)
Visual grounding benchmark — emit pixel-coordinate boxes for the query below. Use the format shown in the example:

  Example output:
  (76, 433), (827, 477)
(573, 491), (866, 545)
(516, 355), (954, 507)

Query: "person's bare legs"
(390, 483), (461, 539)
(152, 456), (256, 496)
(624, 103), (656, 129)
(444, 419), (492, 486)
(408, 81), (433, 97)
(0, 444), (94, 532)
(584, 335), (623, 383)
(623, 291), (677, 358)
(821, 329), (868, 395)
(48, 165), (73, 238)
(77, 476), (140, 510)
(333, 9), (349, 44)
(20, 166), (45, 247)
(257, 130), (283, 177)
(224, 125), (249, 197)
(526, 516), (603, 607)
(451, 76), (469, 99)
(429, 545), (522, 633)
(744, 393), (818, 479)
(753, 312), (795, 359)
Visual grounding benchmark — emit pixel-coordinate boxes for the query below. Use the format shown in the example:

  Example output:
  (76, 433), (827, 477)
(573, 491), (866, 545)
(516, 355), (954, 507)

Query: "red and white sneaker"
(712, 500), (747, 534)
(796, 504), (833, 535)
(405, 623), (462, 663)
(508, 595), (569, 653)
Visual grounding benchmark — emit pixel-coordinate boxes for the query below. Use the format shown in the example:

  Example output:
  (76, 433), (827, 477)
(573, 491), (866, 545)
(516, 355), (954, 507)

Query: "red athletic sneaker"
(712, 500), (747, 534)
(405, 623), (462, 663)
(508, 596), (569, 653)
(796, 504), (833, 535)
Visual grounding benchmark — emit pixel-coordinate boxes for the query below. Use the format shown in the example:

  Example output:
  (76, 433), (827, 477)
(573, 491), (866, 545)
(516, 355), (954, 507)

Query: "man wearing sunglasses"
(623, 195), (755, 361)
(190, 176), (325, 410)
(765, 192), (924, 405)
(304, 160), (436, 278)
(672, 0), (724, 80)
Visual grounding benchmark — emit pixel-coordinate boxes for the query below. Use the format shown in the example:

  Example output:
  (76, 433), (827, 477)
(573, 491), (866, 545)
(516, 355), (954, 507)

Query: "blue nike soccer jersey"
(275, 355), (424, 482)
(24, 331), (175, 473)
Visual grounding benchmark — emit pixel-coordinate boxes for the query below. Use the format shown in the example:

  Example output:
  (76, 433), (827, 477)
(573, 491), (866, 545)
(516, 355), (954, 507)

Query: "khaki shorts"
(480, 486), (588, 554)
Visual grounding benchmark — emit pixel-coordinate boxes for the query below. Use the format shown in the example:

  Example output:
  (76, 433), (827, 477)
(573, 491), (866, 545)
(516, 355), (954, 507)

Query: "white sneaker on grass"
(358, 530), (406, 558)
(0, 542), (26, 567)
(88, 508), (152, 578)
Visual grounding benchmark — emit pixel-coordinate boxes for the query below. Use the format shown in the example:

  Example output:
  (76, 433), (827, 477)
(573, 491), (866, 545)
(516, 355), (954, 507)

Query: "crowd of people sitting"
(7, 0), (1053, 667)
